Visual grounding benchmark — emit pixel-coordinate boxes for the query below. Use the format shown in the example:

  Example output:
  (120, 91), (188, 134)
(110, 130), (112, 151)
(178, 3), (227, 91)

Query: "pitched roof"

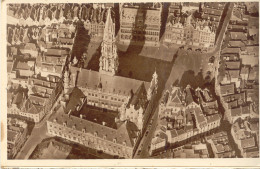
(46, 48), (69, 56)
(65, 87), (85, 112)
(185, 87), (198, 106)
(7, 61), (14, 73)
(241, 137), (256, 149)
(16, 61), (30, 70)
(221, 47), (240, 54)
(48, 109), (138, 148)
(227, 69), (240, 78)
(220, 83), (235, 96)
(206, 114), (221, 123)
(75, 68), (150, 97)
(240, 66), (250, 74)
(23, 43), (37, 50)
(193, 107), (207, 125)
(230, 32), (247, 41)
(170, 129), (178, 138)
(128, 82), (148, 109)
(231, 107), (242, 117)
(225, 61), (241, 69)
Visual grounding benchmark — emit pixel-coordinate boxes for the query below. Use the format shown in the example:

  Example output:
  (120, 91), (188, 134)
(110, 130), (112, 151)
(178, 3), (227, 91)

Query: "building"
(83, 4), (109, 39)
(164, 13), (216, 50)
(205, 131), (235, 158)
(150, 85), (221, 153)
(231, 118), (259, 157)
(181, 2), (200, 13)
(201, 2), (226, 27)
(15, 61), (35, 78)
(47, 8), (158, 158)
(173, 142), (209, 158)
(118, 3), (162, 47)
(7, 118), (28, 159)
(35, 48), (69, 78)
(240, 46), (259, 67)
(168, 3), (182, 17)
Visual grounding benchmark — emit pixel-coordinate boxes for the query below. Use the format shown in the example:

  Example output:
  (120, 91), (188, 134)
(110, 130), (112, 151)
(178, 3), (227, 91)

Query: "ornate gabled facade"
(83, 4), (113, 38)
(119, 3), (162, 47)
(99, 8), (119, 76)
(164, 12), (216, 50)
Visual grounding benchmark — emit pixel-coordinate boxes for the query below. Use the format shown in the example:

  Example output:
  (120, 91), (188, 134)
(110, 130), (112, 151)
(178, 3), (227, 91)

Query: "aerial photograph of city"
(5, 2), (259, 160)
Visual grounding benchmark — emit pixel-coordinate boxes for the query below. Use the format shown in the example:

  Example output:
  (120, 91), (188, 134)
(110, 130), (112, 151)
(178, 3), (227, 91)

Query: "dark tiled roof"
(185, 87), (198, 106)
(128, 82), (148, 109)
(48, 109), (138, 148)
(65, 87), (85, 112)
(75, 68), (150, 97)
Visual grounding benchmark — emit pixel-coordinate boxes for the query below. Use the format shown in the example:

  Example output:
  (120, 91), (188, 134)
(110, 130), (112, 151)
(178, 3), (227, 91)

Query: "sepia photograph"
(1, 0), (260, 167)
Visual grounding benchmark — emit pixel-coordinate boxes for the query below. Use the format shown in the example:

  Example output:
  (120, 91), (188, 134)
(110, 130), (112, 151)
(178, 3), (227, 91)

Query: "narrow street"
(15, 113), (52, 159)
(134, 107), (159, 158)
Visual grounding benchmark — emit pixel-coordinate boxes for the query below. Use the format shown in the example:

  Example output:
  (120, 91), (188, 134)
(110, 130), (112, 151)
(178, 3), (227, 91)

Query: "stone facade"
(119, 3), (162, 47)
(164, 14), (216, 50)
(99, 8), (119, 76)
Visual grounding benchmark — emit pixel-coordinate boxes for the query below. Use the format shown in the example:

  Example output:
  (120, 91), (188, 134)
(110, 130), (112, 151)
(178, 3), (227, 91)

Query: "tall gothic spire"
(99, 7), (119, 76)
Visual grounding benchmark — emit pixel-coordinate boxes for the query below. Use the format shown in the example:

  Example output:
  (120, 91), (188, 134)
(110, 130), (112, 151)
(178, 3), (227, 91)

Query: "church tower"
(99, 7), (119, 76)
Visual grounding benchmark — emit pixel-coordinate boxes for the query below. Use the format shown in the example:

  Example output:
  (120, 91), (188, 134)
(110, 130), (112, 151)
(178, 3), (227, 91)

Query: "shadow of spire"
(125, 3), (147, 55)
